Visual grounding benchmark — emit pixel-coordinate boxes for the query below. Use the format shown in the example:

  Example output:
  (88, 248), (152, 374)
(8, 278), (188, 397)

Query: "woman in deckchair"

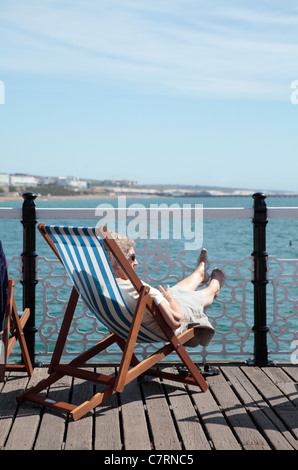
(104, 233), (225, 349)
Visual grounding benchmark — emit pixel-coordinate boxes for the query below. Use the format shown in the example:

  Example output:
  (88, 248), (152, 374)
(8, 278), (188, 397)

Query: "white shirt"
(117, 279), (169, 340)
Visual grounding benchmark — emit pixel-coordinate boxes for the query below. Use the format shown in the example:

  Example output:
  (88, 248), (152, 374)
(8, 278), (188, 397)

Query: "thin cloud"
(1, 0), (298, 98)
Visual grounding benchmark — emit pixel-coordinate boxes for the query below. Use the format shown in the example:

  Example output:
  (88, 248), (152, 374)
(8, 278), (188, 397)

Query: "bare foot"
(210, 268), (226, 298)
(197, 248), (209, 284)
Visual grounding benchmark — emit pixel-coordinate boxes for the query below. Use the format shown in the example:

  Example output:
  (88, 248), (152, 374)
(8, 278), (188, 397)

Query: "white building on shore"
(10, 174), (39, 187)
(0, 173), (10, 188)
(56, 176), (89, 189)
(0, 173), (89, 190)
(0, 173), (40, 188)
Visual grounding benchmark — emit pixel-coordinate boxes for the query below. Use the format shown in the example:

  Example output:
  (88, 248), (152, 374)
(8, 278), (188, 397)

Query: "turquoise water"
(1, 194), (298, 362)
(2, 194), (298, 259)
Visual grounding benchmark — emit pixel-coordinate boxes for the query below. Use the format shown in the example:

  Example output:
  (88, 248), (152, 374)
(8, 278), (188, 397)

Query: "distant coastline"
(1, 173), (297, 200)
(1, 189), (298, 202)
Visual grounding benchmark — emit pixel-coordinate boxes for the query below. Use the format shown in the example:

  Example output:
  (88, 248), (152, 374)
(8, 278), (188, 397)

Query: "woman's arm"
(157, 285), (183, 331)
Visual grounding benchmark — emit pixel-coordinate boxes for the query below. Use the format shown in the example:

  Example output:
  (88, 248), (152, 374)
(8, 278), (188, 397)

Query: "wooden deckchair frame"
(0, 279), (33, 381)
(18, 223), (208, 421)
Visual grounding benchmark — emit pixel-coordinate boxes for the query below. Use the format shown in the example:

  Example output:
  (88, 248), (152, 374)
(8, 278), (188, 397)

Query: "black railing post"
(21, 192), (38, 366)
(249, 192), (273, 366)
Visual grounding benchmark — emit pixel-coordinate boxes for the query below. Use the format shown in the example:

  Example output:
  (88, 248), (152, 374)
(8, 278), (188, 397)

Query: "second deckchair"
(18, 223), (208, 421)
(0, 239), (33, 382)
(0, 279), (33, 382)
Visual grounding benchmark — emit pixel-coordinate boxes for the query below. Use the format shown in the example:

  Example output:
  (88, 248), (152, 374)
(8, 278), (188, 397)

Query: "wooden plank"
(264, 366), (298, 408)
(162, 367), (211, 450)
(119, 375), (152, 450)
(223, 366), (296, 450)
(243, 366), (298, 440)
(34, 372), (72, 450)
(207, 371), (270, 450)
(282, 365), (298, 383)
(64, 369), (94, 450)
(2, 365), (298, 450)
(4, 368), (48, 450)
(141, 375), (181, 450)
(189, 378), (242, 450)
(94, 367), (122, 450)
(0, 372), (30, 449)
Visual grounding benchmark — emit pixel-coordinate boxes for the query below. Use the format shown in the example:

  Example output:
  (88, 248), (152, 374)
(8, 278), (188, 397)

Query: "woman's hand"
(159, 284), (174, 302)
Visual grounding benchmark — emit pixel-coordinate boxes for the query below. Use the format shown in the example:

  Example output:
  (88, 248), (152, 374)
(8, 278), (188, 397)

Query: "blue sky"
(1, 0), (298, 192)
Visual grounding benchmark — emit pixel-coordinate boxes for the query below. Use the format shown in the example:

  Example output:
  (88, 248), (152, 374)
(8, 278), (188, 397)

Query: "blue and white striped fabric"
(44, 226), (165, 343)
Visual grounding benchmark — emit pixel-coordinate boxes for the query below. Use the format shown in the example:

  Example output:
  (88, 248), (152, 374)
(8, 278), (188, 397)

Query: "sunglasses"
(128, 253), (136, 262)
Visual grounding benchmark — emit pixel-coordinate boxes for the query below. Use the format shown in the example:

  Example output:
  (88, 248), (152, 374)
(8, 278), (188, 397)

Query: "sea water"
(1, 195), (298, 362)
(2, 194), (298, 258)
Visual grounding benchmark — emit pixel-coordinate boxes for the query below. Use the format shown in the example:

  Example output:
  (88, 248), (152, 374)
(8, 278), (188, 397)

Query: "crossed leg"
(175, 248), (209, 291)
(174, 248), (225, 310)
(201, 268), (225, 311)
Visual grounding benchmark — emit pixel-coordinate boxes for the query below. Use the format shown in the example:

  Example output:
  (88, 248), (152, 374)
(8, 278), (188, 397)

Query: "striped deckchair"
(18, 223), (207, 421)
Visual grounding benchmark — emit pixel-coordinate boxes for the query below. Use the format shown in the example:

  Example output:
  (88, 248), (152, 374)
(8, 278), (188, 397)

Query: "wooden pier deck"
(1, 363), (298, 451)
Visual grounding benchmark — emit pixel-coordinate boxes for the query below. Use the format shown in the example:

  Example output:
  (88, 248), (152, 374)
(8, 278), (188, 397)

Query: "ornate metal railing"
(2, 192), (298, 365)
(267, 256), (298, 358)
(7, 250), (255, 363)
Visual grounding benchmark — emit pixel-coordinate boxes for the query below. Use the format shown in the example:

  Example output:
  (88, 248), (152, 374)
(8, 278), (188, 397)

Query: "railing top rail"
(34, 207), (255, 219)
(267, 207), (298, 218)
(0, 208), (22, 219)
(1, 205), (298, 219)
